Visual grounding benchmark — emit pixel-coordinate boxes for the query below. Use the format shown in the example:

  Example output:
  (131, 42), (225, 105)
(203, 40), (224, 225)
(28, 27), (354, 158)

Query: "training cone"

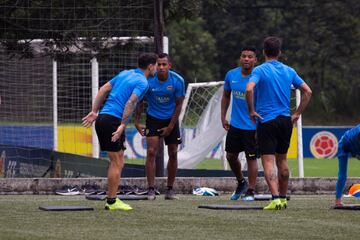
(349, 184), (360, 197)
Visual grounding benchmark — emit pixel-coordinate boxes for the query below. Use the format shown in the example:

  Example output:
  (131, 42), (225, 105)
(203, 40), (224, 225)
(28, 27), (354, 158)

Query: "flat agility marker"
(39, 206), (94, 211)
(333, 204), (360, 210)
(85, 194), (148, 201)
(198, 204), (263, 210)
(254, 194), (291, 201)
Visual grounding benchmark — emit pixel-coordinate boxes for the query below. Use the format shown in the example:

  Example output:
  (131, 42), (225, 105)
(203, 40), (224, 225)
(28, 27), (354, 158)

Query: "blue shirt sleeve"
(249, 67), (261, 84)
(132, 78), (149, 101)
(224, 71), (231, 91)
(175, 77), (185, 97)
(291, 69), (305, 88)
(109, 75), (119, 87)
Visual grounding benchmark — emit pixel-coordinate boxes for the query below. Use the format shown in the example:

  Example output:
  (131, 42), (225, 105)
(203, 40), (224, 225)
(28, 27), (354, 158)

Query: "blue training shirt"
(336, 124), (360, 199)
(224, 67), (256, 130)
(146, 70), (185, 119)
(249, 60), (304, 123)
(100, 68), (149, 119)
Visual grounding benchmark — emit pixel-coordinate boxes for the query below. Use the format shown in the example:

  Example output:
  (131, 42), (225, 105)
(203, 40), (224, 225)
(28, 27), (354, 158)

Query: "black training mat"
(39, 206), (94, 211)
(254, 195), (291, 201)
(198, 204), (263, 210)
(85, 194), (148, 201)
(333, 204), (360, 210)
(85, 195), (106, 201)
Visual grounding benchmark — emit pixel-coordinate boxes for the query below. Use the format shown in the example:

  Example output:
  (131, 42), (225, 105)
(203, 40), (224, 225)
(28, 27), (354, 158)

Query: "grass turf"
(0, 195), (360, 240)
(126, 157), (360, 177)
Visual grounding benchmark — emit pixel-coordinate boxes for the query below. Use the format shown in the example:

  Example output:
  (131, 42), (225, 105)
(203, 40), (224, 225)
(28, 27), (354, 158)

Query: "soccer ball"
(349, 184), (360, 197)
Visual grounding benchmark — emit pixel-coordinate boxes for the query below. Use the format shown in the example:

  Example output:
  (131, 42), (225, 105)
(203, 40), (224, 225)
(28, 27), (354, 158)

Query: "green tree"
(201, 0), (360, 124)
(167, 18), (219, 83)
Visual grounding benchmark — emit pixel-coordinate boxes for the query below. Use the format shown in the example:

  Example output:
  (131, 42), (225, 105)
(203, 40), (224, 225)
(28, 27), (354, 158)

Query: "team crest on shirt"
(166, 85), (173, 91)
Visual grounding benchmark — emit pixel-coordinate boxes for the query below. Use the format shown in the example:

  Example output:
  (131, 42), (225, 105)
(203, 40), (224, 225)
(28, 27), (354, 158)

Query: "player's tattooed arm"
(111, 93), (139, 142)
(122, 93), (139, 126)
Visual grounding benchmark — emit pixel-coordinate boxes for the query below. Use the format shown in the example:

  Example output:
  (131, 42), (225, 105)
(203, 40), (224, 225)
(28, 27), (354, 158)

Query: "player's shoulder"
(226, 67), (240, 75)
(131, 69), (147, 81)
(147, 74), (157, 82)
(252, 64), (265, 73)
(116, 69), (129, 77)
(352, 124), (360, 134)
(282, 62), (296, 72)
(169, 70), (184, 83)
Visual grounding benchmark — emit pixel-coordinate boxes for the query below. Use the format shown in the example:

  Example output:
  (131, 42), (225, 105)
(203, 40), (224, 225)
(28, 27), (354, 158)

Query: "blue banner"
(302, 126), (352, 158)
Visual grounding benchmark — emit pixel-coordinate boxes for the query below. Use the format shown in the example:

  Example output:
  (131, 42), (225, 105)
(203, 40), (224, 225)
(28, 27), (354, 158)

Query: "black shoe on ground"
(147, 188), (156, 200)
(165, 188), (179, 200)
(230, 179), (248, 200)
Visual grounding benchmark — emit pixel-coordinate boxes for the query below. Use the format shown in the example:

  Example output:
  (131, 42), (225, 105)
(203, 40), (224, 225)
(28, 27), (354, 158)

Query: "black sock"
(148, 187), (155, 191)
(247, 188), (255, 194)
(107, 197), (116, 204)
(279, 195), (287, 199)
(167, 186), (173, 190)
(238, 178), (246, 184)
(272, 195), (279, 200)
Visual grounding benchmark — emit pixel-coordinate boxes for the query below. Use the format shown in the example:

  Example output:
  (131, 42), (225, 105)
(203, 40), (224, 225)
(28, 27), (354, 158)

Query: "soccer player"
(335, 124), (360, 206)
(246, 37), (312, 210)
(82, 53), (158, 211)
(221, 46), (259, 201)
(135, 53), (185, 200)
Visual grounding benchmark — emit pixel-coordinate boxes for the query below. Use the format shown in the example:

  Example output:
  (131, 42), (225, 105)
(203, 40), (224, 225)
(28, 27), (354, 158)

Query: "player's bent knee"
(226, 153), (238, 162)
(279, 169), (289, 180)
(147, 148), (157, 158)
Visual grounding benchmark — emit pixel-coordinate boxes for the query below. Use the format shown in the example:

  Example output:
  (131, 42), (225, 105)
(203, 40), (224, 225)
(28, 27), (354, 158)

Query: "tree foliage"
(0, 0), (359, 124)
(197, 0), (360, 124)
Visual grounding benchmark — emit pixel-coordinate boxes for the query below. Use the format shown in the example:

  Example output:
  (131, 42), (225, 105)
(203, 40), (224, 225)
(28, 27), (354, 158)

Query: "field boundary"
(1, 177), (360, 194)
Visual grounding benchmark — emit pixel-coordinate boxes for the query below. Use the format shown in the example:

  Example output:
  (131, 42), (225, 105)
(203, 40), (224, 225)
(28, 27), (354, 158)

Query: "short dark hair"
(138, 53), (158, 69)
(263, 37), (282, 57)
(241, 46), (257, 55)
(158, 52), (171, 63)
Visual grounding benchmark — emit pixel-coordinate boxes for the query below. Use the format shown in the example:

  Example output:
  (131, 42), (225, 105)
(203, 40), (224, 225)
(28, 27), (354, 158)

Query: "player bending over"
(335, 124), (360, 206)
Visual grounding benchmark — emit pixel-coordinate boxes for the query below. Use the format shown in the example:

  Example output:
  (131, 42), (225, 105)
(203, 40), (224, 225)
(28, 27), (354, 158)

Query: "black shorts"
(145, 114), (182, 145)
(257, 115), (293, 155)
(95, 114), (126, 152)
(225, 126), (258, 160)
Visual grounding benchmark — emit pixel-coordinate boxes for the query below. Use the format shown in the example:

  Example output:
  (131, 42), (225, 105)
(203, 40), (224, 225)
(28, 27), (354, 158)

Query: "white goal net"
(174, 82), (247, 169)
(173, 81), (303, 175)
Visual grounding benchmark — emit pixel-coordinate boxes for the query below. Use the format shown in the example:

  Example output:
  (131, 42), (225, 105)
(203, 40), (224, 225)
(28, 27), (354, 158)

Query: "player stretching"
(82, 53), (157, 210)
(335, 124), (360, 206)
(221, 46), (259, 201)
(135, 53), (185, 200)
(246, 37), (312, 210)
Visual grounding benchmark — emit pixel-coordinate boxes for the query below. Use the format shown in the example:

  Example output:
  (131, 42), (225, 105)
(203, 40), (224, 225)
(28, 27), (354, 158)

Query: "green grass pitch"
(126, 157), (360, 177)
(1, 195), (360, 240)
